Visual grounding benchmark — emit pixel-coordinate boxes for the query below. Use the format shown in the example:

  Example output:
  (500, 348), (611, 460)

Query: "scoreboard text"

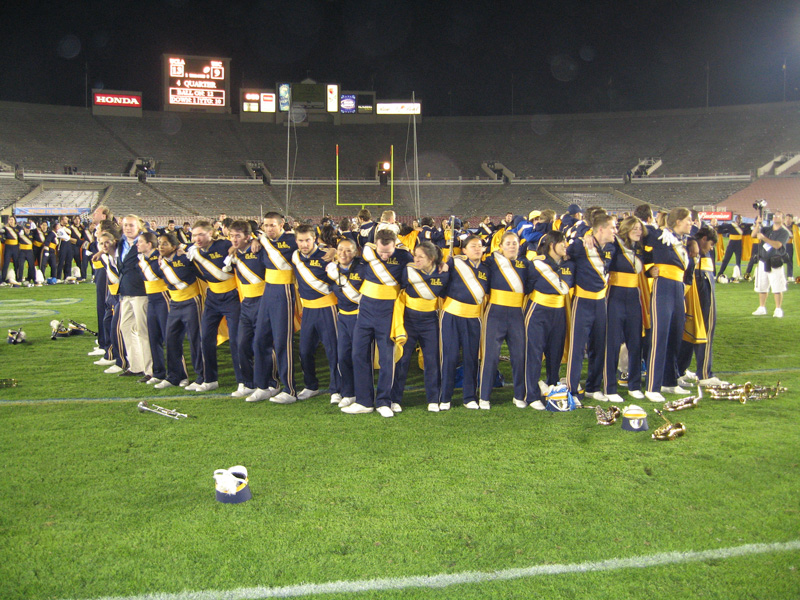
(162, 54), (231, 113)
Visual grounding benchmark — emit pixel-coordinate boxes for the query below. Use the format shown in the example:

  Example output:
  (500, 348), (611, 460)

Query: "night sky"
(2, 0), (799, 116)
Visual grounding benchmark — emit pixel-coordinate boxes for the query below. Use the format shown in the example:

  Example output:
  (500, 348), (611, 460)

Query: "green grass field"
(1, 278), (798, 600)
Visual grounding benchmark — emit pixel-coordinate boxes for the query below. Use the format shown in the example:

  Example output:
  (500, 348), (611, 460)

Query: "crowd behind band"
(0, 204), (796, 416)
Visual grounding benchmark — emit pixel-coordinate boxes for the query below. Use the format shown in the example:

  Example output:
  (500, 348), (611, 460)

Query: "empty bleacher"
(2, 99), (798, 219)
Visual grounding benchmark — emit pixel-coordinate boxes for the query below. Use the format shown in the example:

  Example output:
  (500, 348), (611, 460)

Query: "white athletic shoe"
(245, 387), (277, 402)
(341, 402), (374, 414)
(586, 391), (607, 401)
(682, 370), (698, 381)
(297, 388), (319, 400)
(478, 399), (491, 410)
(645, 391), (666, 402)
(661, 386), (689, 394)
(464, 401), (479, 410)
(427, 403), (440, 412)
(530, 400), (546, 410)
(103, 365), (123, 374)
(605, 394), (625, 403)
(376, 406), (394, 418)
(88, 347), (105, 356)
(438, 402), (451, 411)
(699, 377), (728, 386)
(197, 381), (218, 392)
(185, 382), (203, 392)
(338, 396), (356, 408)
(179, 379), (189, 387)
(677, 376), (695, 387)
(154, 380), (174, 389)
(513, 398), (527, 408)
(231, 384), (255, 398)
(773, 307), (784, 318)
(147, 378), (162, 386)
(752, 306), (767, 316)
(628, 390), (645, 400)
(330, 393), (342, 405)
(390, 402), (402, 413)
(270, 392), (297, 404)
(538, 381), (551, 396)
(94, 358), (115, 366)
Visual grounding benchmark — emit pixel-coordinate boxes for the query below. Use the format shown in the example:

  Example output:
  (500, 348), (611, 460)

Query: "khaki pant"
(119, 295), (152, 375)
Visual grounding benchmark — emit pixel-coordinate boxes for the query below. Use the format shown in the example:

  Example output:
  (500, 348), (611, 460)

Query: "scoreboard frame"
(161, 54), (231, 113)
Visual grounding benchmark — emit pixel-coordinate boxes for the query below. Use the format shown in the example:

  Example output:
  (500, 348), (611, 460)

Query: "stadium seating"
(1, 99), (797, 218)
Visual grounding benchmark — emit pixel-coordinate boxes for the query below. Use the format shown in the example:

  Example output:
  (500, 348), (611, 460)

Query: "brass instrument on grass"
(745, 381), (787, 400)
(704, 381), (787, 404)
(664, 386), (701, 411)
(704, 382), (751, 403)
(583, 404), (621, 425)
(651, 409), (686, 441)
(137, 401), (193, 420)
(69, 319), (98, 337)
(0, 379), (18, 388)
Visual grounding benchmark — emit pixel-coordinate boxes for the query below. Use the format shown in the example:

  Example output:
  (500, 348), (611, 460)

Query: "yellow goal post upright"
(335, 144), (395, 210)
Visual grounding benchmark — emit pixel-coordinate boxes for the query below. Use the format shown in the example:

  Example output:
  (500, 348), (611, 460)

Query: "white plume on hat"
(213, 469), (239, 495)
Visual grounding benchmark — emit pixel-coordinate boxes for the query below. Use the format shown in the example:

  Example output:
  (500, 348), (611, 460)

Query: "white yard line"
(69, 540), (800, 600)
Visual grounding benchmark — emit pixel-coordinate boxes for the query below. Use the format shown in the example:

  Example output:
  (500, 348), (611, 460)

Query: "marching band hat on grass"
(214, 465), (252, 504)
(622, 405), (649, 431)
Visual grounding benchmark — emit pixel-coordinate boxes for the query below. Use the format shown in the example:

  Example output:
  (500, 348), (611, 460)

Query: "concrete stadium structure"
(1, 99), (799, 222)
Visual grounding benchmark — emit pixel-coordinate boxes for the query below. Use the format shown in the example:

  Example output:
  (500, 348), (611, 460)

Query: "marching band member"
(228, 220), (265, 399)
(154, 232), (204, 390)
(644, 207), (693, 402)
(292, 224), (341, 401)
(389, 241), (449, 412)
(343, 228), (413, 417)
(186, 220), (242, 393)
(97, 229), (129, 374)
(136, 231), (170, 385)
(326, 237), (363, 408)
(715, 214), (750, 281)
(55, 216), (74, 280)
(478, 231), (533, 409)
(523, 231), (574, 409)
(357, 209), (377, 248)
(176, 221), (192, 246)
(69, 216), (86, 280)
(15, 222), (35, 283)
(678, 226), (726, 386)
(247, 212), (299, 404)
(87, 221), (111, 358)
(604, 216), (648, 402)
(1, 216), (20, 283)
(438, 235), (490, 410)
(477, 215), (495, 241)
(419, 217), (445, 248)
(33, 221), (52, 280)
(565, 212), (616, 402)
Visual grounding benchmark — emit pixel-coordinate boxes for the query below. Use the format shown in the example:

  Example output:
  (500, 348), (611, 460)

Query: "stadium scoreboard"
(162, 54), (231, 113)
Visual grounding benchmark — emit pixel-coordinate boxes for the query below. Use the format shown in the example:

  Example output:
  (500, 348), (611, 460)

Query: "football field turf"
(1, 279), (798, 599)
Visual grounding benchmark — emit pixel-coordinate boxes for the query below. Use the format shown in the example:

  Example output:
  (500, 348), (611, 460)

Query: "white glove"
(222, 254), (234, 272)
(658, 228), (678, 247)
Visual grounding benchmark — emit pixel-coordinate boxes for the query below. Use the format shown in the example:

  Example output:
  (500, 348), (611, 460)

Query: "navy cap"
(568, 203), (582, 215)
